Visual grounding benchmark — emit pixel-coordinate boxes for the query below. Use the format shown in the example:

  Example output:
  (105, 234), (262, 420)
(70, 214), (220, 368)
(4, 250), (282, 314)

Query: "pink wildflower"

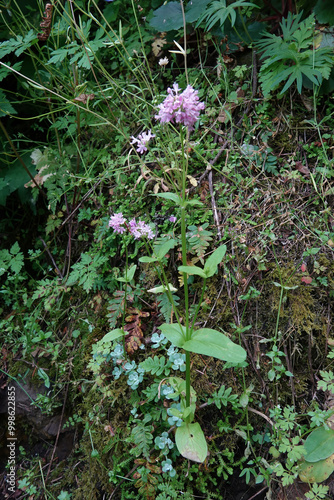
(129, 218), (155, 240)
(155, 83), (205, 131)
(109, 213), (155, 240)
(169, 216), (177, 223)
(130, 129), (155, 154)
(109, 212), (126, 234)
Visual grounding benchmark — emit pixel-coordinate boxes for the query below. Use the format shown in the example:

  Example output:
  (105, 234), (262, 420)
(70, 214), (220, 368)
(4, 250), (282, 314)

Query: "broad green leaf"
(153, 192), (182, 204)
(175, 422), (208, 462)
(182, 328), (246, 363)
(150, 2), (183, 31)
(203, 244), (227, 277)
(185, 0), (212, 23)
(159, 323), (187, 347)
(98, 328), (124, 344)
(304, 426), (334, 462)
(314, 0), (334, 26)
(178, 265), (207, 278)
(299, 454), (334, 483)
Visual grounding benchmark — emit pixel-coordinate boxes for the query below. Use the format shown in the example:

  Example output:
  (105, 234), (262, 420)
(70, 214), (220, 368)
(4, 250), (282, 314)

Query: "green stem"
(180, 127), (191, 408)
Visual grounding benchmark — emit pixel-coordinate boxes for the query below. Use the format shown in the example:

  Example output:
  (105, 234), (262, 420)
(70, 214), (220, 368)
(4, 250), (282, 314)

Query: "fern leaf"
(140, 356), (171, 376)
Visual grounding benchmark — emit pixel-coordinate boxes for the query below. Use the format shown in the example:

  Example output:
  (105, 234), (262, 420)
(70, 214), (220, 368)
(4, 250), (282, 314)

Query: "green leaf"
(150, 2), (183, 31)
(185, 0), (212, 23)
(98, 328), (124, 344)
(304, 426), (334, 462)
(37, 368), (50, 389)
(139, 256), (158, 263)
(314, 0), (334, 26)
(148, 283), (178, 294)
(184, 199), (204, 207)
(183, 328), (247, 363)
(118, 264), (136, 282)
(0, 89), (17, 117)
(159, 323), (187, 347)
(153, 192), (182, 204)
(178, 265), (207, 278)
(154, 239), (177, 260)
(203, 244), (227, 277)
(175, 422), (208, 462)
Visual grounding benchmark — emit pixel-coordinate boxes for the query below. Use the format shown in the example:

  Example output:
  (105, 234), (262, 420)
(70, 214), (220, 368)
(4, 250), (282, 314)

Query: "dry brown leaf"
(152, 37), (167, 57)
(74, 93), (95, 104)
(295, 161), (310, 176)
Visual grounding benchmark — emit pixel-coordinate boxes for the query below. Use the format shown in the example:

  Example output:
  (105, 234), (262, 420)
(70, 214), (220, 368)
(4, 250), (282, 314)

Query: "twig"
(208, 169), (222, 240)
(39, 238), (64, 278)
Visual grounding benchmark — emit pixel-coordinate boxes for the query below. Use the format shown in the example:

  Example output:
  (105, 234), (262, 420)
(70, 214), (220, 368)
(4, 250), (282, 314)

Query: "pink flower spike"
(109, 212), (127, 234)
(155, 83), (205, 131)
(129, 218), (155, 240)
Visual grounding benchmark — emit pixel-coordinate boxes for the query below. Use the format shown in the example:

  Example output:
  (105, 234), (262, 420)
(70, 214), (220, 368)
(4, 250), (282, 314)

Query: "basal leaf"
(159, 323), (187, 347)
(175, 422), (208, 462)
(304, 426), (334, 462)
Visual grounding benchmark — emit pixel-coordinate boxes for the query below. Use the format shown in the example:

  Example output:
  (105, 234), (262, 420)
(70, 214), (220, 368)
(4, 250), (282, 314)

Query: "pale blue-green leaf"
(175, 422), (208, 462)
(183, 328), (246, 363)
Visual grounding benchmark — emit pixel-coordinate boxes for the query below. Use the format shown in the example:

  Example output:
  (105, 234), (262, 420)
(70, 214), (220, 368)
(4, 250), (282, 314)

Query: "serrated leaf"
(0, 89), (17, 117)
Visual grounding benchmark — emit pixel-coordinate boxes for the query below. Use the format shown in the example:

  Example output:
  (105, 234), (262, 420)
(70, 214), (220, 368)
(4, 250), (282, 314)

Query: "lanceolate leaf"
(203, 244), (227, 277)
(178, 265), (207, 278)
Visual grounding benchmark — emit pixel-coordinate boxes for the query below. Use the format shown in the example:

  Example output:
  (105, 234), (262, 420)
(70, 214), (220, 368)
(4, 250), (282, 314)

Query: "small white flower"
(159, 57), (169, 67)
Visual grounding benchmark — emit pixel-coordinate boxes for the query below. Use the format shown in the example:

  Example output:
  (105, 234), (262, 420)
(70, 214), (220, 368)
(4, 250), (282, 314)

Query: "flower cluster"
(130, 129), (155, 154)
(155, 83), (205, 130)
(109, 212), (155, 240)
